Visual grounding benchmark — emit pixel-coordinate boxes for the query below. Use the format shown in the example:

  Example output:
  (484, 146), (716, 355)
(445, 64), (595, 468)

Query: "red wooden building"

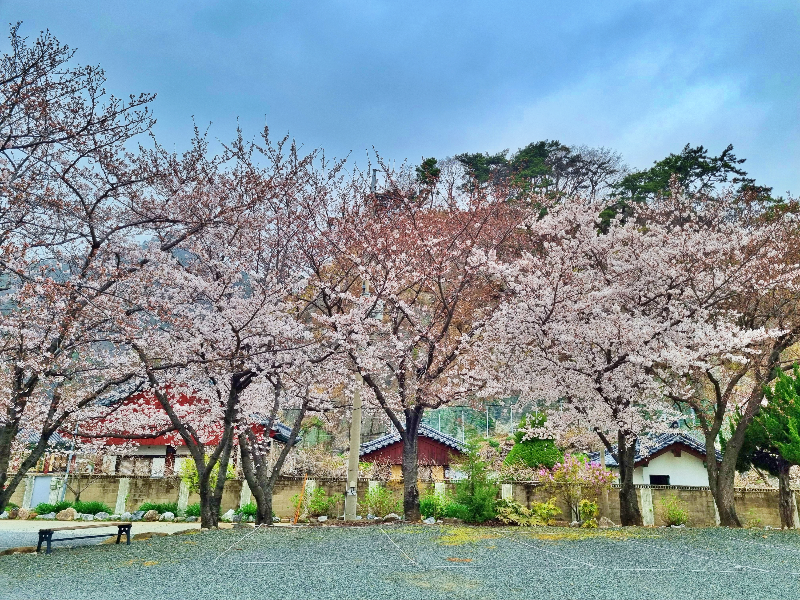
(359, 423), (466, 480)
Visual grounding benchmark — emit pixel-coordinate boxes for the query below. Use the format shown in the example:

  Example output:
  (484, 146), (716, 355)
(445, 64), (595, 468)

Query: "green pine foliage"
(733, 363), (800, 475)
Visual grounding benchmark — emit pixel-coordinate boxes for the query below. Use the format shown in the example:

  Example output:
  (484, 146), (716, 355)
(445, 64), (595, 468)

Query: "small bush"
(532, 498), (561, 524)
(442, 502), (472, 521)
(659, 494), (688, 526)
(419, 489), (448, 520)
(496, 498), (561, 526)
(184, 503), (201, 517)
(138, 501), (178, 515)
(73, 501), (113, 515)
(363, 486), (402, 517)
(236, 501), (257, 517)
(307, 488), (339, 517)
(579, 499), (599, 528)
(178, 458), (235, 494)
(4, 502), (19, 512)
(291, 487), (340, 518)
(451, 442), (499, 523)
(34, 501), (72, 515)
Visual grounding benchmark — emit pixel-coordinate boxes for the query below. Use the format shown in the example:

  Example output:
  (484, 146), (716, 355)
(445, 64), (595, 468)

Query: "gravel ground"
(1, 525), (800, 599)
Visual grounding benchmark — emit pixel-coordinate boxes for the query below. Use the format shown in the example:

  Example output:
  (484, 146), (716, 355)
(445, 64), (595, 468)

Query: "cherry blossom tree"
(85, 130), (339, 527)
(481, 193), (792, 525)
(302, 161), (524, 520)
(0, 25), (191, 510)
(658, 199), (800, 526)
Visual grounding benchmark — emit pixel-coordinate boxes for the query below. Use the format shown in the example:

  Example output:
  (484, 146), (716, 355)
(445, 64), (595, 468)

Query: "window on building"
(649, 475), (670, 486)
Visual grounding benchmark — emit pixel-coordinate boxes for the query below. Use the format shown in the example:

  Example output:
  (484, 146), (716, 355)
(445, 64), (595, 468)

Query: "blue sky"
(5, 0), (798, 194)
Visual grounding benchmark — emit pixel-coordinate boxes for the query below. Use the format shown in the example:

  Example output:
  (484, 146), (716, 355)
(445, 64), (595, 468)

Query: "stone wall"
(6, 473), (799, 527)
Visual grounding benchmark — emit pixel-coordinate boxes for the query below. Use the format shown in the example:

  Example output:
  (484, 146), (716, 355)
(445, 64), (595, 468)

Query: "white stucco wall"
(610, 451), (710, 487)
(634, 451), (710, 486)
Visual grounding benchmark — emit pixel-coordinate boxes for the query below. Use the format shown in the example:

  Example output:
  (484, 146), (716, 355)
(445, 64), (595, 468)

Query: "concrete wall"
(5, 473), (798, 527)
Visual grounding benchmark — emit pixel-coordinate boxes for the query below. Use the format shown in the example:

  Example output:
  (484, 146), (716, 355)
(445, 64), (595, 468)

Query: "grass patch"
(521, 527), (652, 542)
(437, 526), (499, 546)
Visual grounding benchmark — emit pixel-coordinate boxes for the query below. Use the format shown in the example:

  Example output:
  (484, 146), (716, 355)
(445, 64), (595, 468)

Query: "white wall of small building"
(610, 452), (710, 487)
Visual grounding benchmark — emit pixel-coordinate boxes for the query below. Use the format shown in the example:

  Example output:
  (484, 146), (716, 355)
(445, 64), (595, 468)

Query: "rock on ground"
(81, 514), (94, 521)
(120, 512), (133, 521)
(423, 517), (436, 524)
(0, 511), (7, 520)
(382, 513), (400, 522)
(56, 507), (78, 521)
(598, 516), (616, 528)
(159, 512), (175, 522)
(94, 512), (110, 520)
(317, 516), (328, 522)
(16, 509), (31, 520)
(143, 510), (159, 522)
(222, 509), (235, 522)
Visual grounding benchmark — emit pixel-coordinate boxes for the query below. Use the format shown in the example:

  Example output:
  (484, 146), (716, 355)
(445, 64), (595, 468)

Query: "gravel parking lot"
(2, 524), (800, 600)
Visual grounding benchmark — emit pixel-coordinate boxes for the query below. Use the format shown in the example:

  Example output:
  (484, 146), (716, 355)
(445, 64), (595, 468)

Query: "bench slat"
(40, 522), (132, 532)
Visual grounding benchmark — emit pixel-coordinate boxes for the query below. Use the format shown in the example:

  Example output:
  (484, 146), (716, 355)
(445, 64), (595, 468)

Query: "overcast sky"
(4, 0), (798, 194)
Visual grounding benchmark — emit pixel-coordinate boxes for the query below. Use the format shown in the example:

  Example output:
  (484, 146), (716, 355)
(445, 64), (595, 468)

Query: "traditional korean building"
(359, 423), (467, 481)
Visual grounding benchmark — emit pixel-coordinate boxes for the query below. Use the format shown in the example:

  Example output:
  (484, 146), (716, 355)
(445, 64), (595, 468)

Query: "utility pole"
(344, 374), (362, 520)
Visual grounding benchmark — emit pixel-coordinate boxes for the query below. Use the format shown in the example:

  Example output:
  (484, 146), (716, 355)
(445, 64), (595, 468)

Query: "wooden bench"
(37, 522), (132, 554)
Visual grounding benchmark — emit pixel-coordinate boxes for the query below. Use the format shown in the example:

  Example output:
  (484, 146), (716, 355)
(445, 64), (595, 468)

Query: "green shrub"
(442, 502), (471, 521)
(363, 486), (402, 517)
(659, 494), (688, 526)
(73, 501), (113, 515)
(138, 501), (178, 515)
(33, 501), (72, 515)
(3, 503), (19, 513)
(178, 458), (236, 494)
(504, 415), (563, 469)
(496, 498), (561, 526)
(290, 487), (340, 518)
(307, 488), (339, 517)
(451, 442), (499, 523)
(184, 503), (201, 517)
(419, 488), (449, 520)
(236, 501), (258, 517)
(579, 499), (599, 528)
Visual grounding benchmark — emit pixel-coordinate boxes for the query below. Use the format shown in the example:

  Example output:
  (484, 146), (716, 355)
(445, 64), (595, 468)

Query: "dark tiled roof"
(250, 414), (302, 445)
(270, 421), (299, 445)
(359, 423), (467, 456)
(17, 429), (70, 448)
(588, 431), (723, 467)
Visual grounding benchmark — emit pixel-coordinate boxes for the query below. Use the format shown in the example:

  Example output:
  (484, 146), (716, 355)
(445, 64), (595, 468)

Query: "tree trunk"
(617, 431), (643, 526)
(706, 432), (742, 527)
(401, 408), (423, 521)
(199, 485), (217, 528)
(237, 391), (309, 527)
(778, 461), (795, 529)
(256, 487), (273, 526)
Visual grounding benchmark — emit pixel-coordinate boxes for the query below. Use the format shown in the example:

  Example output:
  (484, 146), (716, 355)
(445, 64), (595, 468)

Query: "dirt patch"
(0, 546), (37, 556)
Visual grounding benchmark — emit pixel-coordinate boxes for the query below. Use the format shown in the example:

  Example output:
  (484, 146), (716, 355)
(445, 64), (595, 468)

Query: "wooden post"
(600, 448), (609, 519)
